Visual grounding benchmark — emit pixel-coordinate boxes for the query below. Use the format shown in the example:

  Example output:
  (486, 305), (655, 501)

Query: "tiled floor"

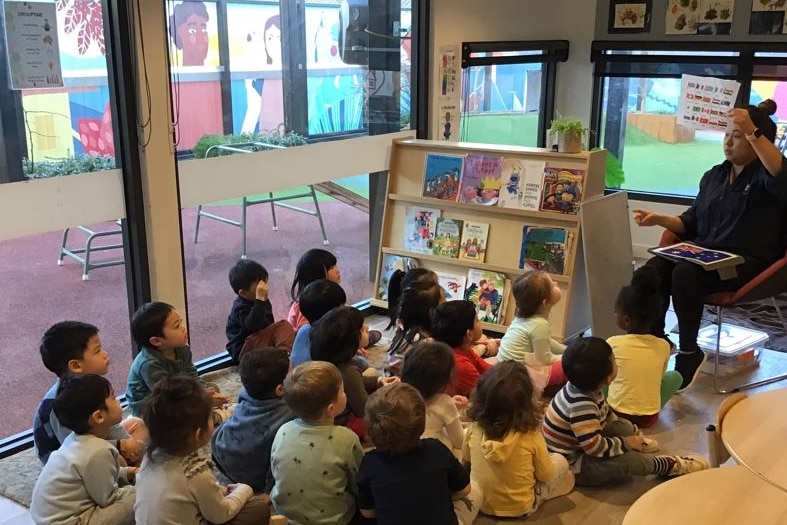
(0, 497), (31, 525)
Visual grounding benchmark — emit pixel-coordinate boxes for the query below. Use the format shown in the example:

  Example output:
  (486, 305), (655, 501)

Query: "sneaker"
(666, 454), (710, 476)
(640, 437), (660, 453)
(211, 404), (236, 426)
(367, 329), (382, 347)
(675, 350), (706, 392)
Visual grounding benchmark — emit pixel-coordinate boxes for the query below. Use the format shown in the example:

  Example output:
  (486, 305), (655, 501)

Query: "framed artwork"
(608, 0), (653, 34)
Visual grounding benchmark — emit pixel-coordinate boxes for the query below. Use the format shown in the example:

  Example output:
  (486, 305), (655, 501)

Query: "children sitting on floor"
(135, 376), (272, 525)
(290, 279), (347, 367)
(606, 266), (683, 428)
(31, 375), (137, 525)
(33, 321), (146, 465)
(225, 259), (275, 364)
(543, 337), (709, 486)
(126, 302), (229, 418)
(271, 361), (364, 525)
(497, 271), (567, 394)
(310, 306), (395, 439)
(212, 347), (295, 493)
(401, 341), (465, 455)
(358, 382), (482, 525)
(430, 300), (492, 397)
(463, 361), (574, 518)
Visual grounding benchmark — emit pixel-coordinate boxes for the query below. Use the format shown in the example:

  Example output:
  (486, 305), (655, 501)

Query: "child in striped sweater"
(542, 337), (708, 486)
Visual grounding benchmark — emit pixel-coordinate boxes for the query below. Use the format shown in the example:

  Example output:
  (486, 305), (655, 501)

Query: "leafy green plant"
(23, 155), (117, 179)
(192, 130), (308, 159)
(549, 114), (588, 136)
(591, 147), (626, 188)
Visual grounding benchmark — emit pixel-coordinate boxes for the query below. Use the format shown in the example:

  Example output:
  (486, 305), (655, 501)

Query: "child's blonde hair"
(283, 361), (343, 421)
(467, 361), (539, 439)
(511, 271), (552, 318)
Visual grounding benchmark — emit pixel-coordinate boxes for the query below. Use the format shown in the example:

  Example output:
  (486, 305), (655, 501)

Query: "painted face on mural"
(264, 23), (282, 66)
(179, 13), (210, 66)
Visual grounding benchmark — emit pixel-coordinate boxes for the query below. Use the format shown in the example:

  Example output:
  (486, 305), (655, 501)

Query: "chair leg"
(194, 205), (203, 244)
(58, 228), (70, 265)
(714, 306), (724, 394)
(269, 193), (278, 231)
(309, 185), (329, 246)
(241, 197), (249, 260)
(773, 296), (787, 334)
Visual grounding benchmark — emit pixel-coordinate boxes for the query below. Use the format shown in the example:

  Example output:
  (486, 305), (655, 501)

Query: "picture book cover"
(498, 158), (547, 211)
(422, 153), (463, 201)
(435, 270), (468, 301)
(403, 206), (441, 254)
(464, 269), (508, 324)
(459, 154), (503, 205)
(540, 167), (586, 214)
(377, 253), (419, 300)
(432, 217), (463, 258)
(519, 227), (571, 275)
(649, 242), (744, 271)
(458, 221), (489, 263)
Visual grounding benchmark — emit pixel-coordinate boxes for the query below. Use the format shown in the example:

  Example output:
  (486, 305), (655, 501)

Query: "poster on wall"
(435, 44), (461, 141)
(676, 74), (740, 132)
(166, 1), (220, 67)
(750, 0), (787, 35)
(4, 1), (63, 89)
(608, 1), (652, 34)
(666, 0), (734, 35)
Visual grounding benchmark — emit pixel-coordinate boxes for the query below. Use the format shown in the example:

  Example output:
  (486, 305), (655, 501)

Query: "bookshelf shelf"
(374, 139), (606, 339)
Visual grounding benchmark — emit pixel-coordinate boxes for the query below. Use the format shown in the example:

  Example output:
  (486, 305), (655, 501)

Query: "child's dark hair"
(309, 306), (363, 366)
(744, 99), (778, 142)
(512, 271), (552, 318)
(290, 249), (338, 301)
(143, 375), (212, 457)
(562, 337), (614, 391)
(229, 259), (269, 294)
(431, 300), (476, 348)
(467, 361), (538, 440)
(299, 279), (347, 324)
(131, 301), (175, 348)
(283, 361), (343, 420)
(387, 268), (442, 330)
(401, 341), (455, 400)
(365, 383), (425, 454)
(616, 265), (661, 332)
(40, 321), (99, 377)
(240, 347), (290, 400)
(53, 374), (113, 434)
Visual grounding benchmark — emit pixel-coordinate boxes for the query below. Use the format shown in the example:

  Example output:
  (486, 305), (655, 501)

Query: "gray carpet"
(703, 294), (787, 351)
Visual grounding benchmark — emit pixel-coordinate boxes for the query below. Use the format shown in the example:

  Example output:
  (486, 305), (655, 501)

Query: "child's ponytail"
(386, 269), (406, 330)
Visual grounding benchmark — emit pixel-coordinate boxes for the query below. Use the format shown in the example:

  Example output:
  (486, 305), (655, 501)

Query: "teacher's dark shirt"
(679, 158), (787, 266)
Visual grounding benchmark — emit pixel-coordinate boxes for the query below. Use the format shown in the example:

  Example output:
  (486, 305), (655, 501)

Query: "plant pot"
(557, 131), (582, 153)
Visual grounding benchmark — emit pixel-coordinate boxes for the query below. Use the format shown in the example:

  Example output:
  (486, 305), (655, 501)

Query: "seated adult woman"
(633, 99), (787, 391)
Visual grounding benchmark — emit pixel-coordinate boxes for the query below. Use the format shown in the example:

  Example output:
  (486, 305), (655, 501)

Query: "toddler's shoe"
(675, 350), (706, 392)
(640, 436), (660, 453)
(666, 454), (710, 476)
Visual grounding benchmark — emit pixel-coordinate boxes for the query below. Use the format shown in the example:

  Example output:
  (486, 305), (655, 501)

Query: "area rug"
(702, 294), (787, 351)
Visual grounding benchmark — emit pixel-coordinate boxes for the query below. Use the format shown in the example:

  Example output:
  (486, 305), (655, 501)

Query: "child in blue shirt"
(290, 279), (346, 367)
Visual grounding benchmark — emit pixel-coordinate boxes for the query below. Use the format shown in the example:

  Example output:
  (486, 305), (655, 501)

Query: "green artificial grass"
(459, 113), (540, 146)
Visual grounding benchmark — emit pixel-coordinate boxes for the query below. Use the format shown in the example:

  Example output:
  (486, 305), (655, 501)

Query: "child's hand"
(625, 434), (645, 451)
(486, 338), (501, 354)
(120, 438), (143, 464)
(207, 389), (230, 408)
(255, 280), (269, 301)
(452, 395), (469, 410)
(378, 376), (400, 387)
(126, 466), (139, 484)
(355, 347), (369, 358)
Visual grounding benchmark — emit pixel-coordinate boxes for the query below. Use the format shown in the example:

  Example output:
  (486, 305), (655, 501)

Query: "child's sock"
(652, 456), (677, 475)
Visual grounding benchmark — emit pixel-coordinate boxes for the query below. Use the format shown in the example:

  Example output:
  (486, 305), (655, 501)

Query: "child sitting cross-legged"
(401, 341), (466, 456)
(31, 374), (137, 525)
(33, 321), (146, 466)
(225, 259), (277, 364)
(431, 300), (492, 398)
(212, 347), (295, 493)
(543, 337), (709, 486)
(358, 382), (483, 525)
(606, 265), (683, 428)
(463, 361), (574, 518)
(290, 279), (347, 368)
(135, 376), (272, 525)
(126, 302), (230, 419)
(271, 361), (364, 525)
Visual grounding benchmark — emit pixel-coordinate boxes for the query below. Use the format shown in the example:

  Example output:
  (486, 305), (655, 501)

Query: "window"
(591, 41), (787, 200)
(459, 41), (568, 147)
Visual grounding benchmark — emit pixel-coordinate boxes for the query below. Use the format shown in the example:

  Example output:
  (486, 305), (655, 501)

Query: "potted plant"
(548, 114), (588, 154)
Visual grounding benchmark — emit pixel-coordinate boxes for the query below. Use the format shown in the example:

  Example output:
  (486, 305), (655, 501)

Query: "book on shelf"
(649, 242), (744, 272)
(432, 217), (463, 258)
(540, 167), (586, 214)
(377, 253), (419, 300)
(403, 206), (441, 254)
(422, 153), (463, 201)
(464, 269), (509, 324)
(459, 154), (503, 205)
(435, 270), (468, 301)
(498, 158), (547, 211)
(458, 220), (489, 263)
(519, 227), (572, 275)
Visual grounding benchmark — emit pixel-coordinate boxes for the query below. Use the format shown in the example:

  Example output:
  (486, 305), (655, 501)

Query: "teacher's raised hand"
(727, 107), (757, 135)
(632, 209), (659, 227)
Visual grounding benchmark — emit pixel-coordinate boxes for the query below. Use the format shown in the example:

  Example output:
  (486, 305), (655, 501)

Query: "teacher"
(633, 99), (787, 391)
